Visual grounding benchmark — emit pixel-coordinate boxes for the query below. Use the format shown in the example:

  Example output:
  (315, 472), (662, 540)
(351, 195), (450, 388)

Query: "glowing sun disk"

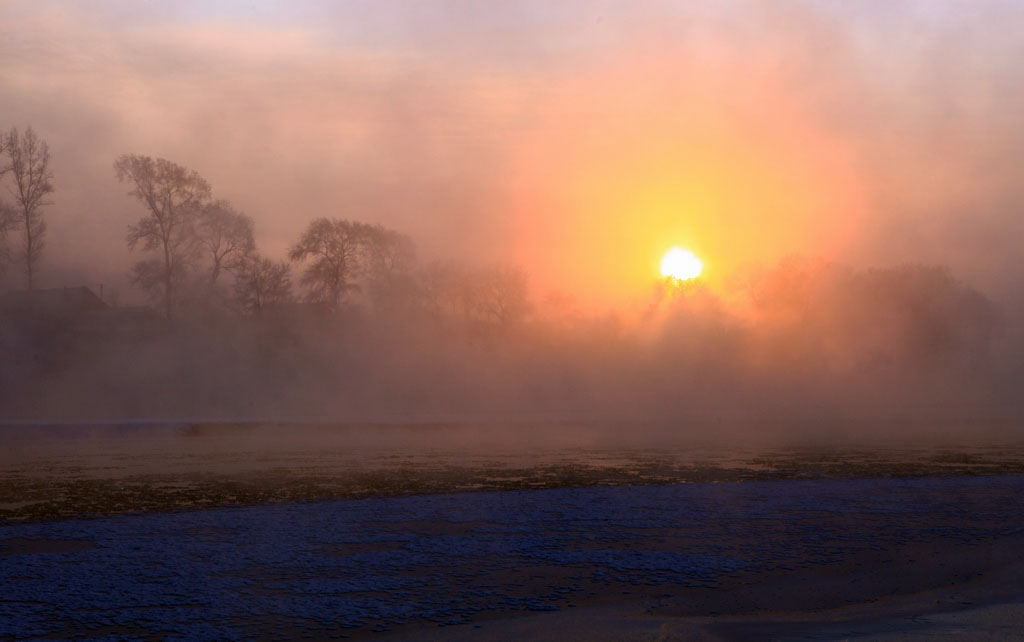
(660, 247), (703, 280)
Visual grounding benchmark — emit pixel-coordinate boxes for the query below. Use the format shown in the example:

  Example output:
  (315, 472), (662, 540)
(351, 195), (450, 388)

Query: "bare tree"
(360, 224), (416, 309)
(197, 200), (255, 286)
(417, 261), (529, 328)
(418, 261), (464, 321)
(289, 218), (369, 306)
(114, 154), (211, 318)
(0, 134), (12, 274)
(233, 254), (293, 314)
(361, 224), (416, 278)
(0, 133), (8, 173)
(0, 202), (17, 276)
(475, 265), (530, 326)
(6, 127), (54, 290)
(0, 132), (10, 180)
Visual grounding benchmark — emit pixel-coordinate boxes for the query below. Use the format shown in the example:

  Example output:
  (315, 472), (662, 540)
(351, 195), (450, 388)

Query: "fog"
(0, 259), (1016, 438)
(1, 1), (1023, 438)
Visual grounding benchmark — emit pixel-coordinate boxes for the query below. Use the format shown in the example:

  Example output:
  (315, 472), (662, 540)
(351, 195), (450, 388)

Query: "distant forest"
(0, 127), (1019, 432)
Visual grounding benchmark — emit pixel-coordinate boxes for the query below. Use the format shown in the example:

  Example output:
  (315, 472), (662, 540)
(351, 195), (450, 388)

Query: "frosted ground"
(3, 424), (1024, 640)
(4, 422), (1024, 523)
(3, 476), (1024, 639)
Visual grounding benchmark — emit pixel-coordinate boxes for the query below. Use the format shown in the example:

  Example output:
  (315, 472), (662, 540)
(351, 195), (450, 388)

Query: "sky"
(2, 0), (1023, 310)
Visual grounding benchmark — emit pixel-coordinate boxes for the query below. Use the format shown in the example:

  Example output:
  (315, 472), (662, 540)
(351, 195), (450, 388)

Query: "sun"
(660, 247), (703, 281)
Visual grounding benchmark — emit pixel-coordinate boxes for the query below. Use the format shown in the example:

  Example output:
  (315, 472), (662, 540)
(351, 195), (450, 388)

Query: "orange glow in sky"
(9, 2), (1014, 309)
(507, 50), (869, 312)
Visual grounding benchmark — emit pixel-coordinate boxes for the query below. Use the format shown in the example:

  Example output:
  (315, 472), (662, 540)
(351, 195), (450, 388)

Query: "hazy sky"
(2, 0), (1022, 308)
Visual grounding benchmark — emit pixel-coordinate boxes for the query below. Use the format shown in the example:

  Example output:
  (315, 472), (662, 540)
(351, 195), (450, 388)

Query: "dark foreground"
(4, 475), (1024, 640)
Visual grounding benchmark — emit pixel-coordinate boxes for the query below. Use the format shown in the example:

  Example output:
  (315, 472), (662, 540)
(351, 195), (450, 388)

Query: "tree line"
(0, 123), (530, 326)
(0, 127), (530, 327)
(112, 153), (528, 326)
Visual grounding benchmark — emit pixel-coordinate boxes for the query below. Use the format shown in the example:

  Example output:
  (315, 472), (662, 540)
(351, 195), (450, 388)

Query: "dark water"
(3, 423), (1024, 639)
(3, 475), (1024, 639)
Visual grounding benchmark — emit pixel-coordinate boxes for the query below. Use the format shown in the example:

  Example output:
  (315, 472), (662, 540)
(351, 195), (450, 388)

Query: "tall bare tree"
(289, 218), (369, 306)
(0, 202), (16, 272)
(6, 127), (54, 290)
(360, 224), (416, 310)
(361, 224), (416, 278)
(419, 261), (465, 320)
(0, 132), (9, 180)
(114, 154), (211, 318)
(233, 253), (293, 314)
(197, 199), (255, 286)
(0, 134), (17, 273)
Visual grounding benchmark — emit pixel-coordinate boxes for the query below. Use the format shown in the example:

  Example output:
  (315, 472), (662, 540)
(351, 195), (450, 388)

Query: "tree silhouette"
(0, 201), (16, 273)
(417, 261), (529, 328)
(114, 154), (211, 318)
(289, 218), (368, 307)
(475, 265), (529, 326)
(233, 254), (293, 314)
(197, 199), (255, 286)
(0, 133), (18, 273)
(6, 127), (54, 290)
(360, 224), (416, 310)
